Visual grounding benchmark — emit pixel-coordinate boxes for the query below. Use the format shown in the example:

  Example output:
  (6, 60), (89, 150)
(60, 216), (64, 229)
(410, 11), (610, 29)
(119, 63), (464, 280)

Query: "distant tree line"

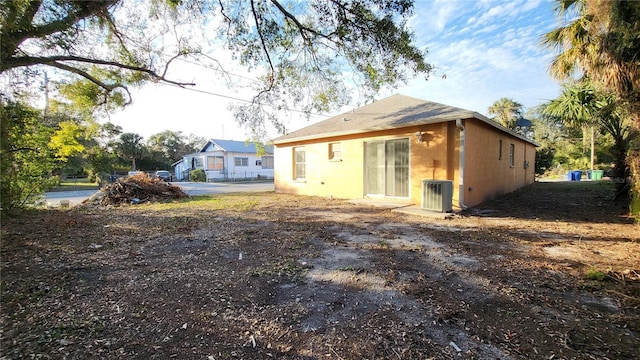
(0, 95), (205, 212)
(487, 93), (634, 188)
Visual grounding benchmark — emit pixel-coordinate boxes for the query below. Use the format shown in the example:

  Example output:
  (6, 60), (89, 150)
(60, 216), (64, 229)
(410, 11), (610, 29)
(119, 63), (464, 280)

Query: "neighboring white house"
(173, 139), (274, 181)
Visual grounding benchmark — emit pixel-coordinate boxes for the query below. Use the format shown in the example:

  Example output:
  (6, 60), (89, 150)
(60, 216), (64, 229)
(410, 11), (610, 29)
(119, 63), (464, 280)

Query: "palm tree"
(487, 98), (523, 130)
(543, 81), (597, 171)
(116, 133), (145, 171)
(541, 0), (639, 109)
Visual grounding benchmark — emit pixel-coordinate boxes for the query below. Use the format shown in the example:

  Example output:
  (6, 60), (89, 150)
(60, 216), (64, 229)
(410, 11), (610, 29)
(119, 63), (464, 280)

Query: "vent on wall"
(422, 180), (453, 212)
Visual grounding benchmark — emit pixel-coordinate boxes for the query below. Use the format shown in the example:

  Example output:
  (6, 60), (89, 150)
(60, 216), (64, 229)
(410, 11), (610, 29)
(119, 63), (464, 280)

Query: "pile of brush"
(83, 174), (187, 206)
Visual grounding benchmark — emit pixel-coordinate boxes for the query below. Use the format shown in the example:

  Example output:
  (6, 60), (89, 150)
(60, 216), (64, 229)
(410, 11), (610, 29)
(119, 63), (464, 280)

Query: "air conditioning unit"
(422, 180), (453, 212)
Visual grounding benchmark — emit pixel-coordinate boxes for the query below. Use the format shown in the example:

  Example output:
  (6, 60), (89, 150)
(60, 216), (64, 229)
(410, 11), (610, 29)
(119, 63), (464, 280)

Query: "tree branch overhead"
(2, 0), (432, 138)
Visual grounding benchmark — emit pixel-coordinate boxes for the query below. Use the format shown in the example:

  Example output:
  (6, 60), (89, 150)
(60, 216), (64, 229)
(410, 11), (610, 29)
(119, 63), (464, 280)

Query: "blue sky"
(391, 0), (560, 111)
(110, 0), (562, 141)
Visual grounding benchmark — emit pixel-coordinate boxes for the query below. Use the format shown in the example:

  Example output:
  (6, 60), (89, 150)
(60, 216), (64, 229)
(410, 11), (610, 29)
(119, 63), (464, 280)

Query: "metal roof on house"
(273, 94), (537, 146)
(199, 139), (274, 154)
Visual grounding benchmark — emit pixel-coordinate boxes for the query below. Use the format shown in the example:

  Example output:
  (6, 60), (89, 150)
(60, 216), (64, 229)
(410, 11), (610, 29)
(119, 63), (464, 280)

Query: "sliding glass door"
(364, 138), (409, 197)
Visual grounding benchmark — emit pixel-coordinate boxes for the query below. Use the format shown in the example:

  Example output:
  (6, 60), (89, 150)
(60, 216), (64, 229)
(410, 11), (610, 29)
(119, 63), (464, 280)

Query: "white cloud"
(473, 23), (501, 35)
(473, 2), (518, 27)
(410, 0), (466, 43)
(521, 0), (543, 12)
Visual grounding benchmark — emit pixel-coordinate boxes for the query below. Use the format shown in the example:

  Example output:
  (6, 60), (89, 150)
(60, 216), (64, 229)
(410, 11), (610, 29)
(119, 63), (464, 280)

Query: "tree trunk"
(629, 148), (640, 215)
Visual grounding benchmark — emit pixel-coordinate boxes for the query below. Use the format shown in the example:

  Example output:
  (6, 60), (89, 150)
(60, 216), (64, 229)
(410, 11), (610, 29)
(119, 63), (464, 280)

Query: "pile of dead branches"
(82, 174), (187, 206)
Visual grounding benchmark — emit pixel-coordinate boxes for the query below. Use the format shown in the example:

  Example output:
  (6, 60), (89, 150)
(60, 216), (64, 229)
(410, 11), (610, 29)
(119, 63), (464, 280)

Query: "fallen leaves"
(2, 183), (639, 359)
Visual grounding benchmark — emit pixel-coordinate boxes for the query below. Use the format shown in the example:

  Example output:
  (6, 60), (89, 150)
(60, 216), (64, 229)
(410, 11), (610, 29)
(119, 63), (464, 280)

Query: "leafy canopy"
(48, 121), (85, 161)
(541, 0), (639, 108)
(1, 0), (432, 136)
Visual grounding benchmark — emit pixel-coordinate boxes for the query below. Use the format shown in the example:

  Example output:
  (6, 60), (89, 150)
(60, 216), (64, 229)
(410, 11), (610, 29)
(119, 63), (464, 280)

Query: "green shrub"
(1, 100), (58, 213)
(190, 169), (206, 182)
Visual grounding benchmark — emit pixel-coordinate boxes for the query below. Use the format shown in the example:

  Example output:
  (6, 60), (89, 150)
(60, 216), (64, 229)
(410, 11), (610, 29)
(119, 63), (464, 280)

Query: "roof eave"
(273, 111), (475, 145)
(472, 112), (540, 147)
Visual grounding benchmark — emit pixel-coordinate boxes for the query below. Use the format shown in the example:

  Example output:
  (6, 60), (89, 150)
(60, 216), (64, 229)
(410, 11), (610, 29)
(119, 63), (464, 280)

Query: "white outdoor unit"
(422, 180), (453, 212)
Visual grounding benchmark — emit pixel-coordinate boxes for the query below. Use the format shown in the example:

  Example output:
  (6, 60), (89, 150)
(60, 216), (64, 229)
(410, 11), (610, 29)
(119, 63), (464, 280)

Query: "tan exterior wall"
(275, 118), (535, 209)
(410, 121), (461, 205)
(461, 119), (536, 207)
(274, 133), (367, 199)
(274, 123), (460, 204)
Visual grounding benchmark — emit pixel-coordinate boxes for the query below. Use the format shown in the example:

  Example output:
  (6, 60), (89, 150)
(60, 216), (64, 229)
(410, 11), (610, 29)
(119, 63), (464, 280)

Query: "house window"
(234, 157), (248, 166)
(509, 144), (515, 167)
(329, 142), (342, 161)
(499, 140), (503, 160)
(294, 147), (306, 180)
(207, 156), (224, 171)
(261, 156), (274, 169)
(193, 157), (203, 169)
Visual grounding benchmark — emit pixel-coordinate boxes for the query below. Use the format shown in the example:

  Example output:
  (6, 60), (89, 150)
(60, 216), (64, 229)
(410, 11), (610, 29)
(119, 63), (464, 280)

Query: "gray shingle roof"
(272, 94), (537, 146)
(273, 94), (478, 144)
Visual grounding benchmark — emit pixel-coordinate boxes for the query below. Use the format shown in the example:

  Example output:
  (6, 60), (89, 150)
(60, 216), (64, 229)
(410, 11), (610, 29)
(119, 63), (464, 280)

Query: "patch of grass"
(585, 267), (609, 281)
(145, 195), (259, 212)
(148, 195), (216, 210)
(49, 178), (99, 192)
(378, 239), (390, 248)
(251, 260), (306, 282)
(191, 195), (258, 211)
(338, 265), (356, 272)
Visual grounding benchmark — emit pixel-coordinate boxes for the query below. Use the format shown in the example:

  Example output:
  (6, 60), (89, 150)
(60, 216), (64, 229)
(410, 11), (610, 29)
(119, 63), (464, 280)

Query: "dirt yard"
(1, 181), (639, 359)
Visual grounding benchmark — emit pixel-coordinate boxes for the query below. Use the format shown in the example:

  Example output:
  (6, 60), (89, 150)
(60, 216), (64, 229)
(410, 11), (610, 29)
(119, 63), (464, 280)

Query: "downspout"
(456, 119), (468, 210)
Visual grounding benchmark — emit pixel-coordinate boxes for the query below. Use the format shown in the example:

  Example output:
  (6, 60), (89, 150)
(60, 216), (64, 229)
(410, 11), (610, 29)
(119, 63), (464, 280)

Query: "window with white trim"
(207, 156), (224, 170)
(234, 157), (248, 166)
(261, 156), (274, 169)
(294, 147), (306, 180)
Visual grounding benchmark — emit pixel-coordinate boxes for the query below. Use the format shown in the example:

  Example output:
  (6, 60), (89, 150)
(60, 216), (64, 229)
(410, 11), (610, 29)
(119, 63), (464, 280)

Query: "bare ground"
(1, 180), (639, 359)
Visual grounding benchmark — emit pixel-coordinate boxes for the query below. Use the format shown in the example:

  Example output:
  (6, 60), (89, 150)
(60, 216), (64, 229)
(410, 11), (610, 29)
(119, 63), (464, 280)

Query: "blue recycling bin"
(571, 170), (583, 181)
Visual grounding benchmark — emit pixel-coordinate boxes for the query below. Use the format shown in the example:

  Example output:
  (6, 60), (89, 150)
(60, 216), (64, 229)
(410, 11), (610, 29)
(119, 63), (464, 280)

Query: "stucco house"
(272, 94), (537, 211)
(173, 139), (274, 181)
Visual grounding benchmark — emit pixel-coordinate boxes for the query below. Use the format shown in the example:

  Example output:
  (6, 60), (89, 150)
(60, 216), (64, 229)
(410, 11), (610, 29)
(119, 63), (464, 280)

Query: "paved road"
(177, 182), (274, 196)
(45, 181), (275, 207)
(44, 190), (99, 208)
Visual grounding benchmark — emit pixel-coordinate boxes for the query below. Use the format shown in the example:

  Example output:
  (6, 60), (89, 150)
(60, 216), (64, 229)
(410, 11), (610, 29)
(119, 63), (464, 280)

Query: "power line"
(173, 56), (361, 116)
(176, 57), (256, 82)
(159, 82), (332, 117)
